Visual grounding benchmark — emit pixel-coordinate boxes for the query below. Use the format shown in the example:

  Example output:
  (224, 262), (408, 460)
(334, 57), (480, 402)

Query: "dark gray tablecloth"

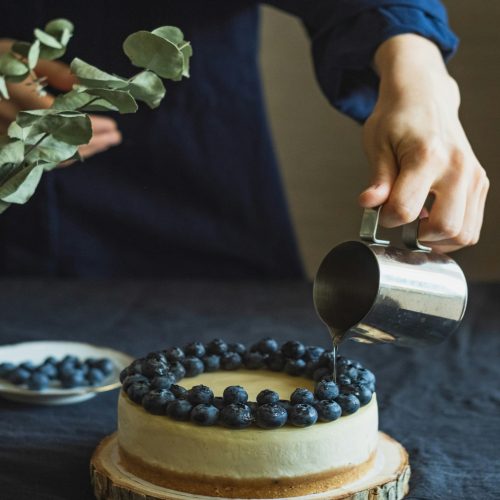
(0, 280), (499, 500)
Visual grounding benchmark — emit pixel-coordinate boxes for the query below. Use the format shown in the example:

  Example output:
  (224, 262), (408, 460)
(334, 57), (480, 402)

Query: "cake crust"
(118, 446), (377, 498)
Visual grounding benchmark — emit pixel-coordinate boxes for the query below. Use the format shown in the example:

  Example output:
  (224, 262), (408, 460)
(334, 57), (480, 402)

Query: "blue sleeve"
(262, 0), (459, 123)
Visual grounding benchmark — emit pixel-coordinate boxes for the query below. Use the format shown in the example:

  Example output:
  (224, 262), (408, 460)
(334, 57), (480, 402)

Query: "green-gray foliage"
(0, 19), (191, 213)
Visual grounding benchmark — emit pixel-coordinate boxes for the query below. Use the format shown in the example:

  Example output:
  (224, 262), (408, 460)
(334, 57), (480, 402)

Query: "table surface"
(0, 280), (499, 500)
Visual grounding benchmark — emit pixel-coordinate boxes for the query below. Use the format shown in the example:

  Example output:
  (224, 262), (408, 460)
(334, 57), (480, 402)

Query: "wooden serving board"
(91, 431), (410, 500)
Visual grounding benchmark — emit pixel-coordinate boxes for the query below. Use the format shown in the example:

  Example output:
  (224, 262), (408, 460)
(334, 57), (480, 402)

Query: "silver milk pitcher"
(313, 206), (468, 347)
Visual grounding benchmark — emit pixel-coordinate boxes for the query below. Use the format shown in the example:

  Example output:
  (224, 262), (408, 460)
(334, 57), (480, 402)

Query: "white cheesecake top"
(118, 369), (378, 480)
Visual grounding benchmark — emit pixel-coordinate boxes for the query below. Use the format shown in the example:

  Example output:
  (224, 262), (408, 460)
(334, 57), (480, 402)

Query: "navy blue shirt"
(0, 1), (457, 278)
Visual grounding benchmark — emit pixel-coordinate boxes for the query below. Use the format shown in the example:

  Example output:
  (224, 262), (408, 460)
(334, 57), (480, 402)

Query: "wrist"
(374, 34), (459, 108)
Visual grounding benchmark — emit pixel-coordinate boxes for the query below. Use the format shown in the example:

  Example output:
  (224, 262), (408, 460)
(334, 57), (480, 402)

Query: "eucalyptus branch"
(0, 19), (192, 213)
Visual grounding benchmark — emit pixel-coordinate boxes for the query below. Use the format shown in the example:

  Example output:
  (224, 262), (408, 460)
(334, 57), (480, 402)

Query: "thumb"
(358, 154), (398, 208)
(35, 59), (76, 92)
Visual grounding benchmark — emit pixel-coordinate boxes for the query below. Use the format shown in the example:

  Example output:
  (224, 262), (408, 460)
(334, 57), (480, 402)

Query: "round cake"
(117, 339), (378, 498)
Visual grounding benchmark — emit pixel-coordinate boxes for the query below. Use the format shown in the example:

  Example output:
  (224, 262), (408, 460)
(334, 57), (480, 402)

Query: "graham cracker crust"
(118, 446), (377, 498)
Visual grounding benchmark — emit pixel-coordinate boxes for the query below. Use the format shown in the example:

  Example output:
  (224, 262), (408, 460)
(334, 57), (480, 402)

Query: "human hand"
(0, 42), (121, 163)
(359, 34), (489, 253)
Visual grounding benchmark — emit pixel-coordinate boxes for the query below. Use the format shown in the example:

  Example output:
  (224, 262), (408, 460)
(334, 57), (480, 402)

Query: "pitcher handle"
(360, 206), (431, 252)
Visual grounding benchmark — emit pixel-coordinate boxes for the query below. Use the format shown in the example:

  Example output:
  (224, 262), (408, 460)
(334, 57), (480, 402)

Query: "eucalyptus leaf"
(0, 163), (44, 204)
(86, 88), (137, 113)
(0, 138), (24, 165)
(127, 71), (166, 109)
(34, 28), (62, 49)
(17, 109), (56, 128)
(123, 31), (184, 80)
(7, 122), (30, 140)
(151, 26), (184, 45)
(53, 89), (118, 112)
(11, 41), (31, 58)
(70, 58), (129, 89)
(28, 40), (40, 70)
(0, 199), (10, 213)
(37, 112), (92, 145)
(180, 43), (192, 77)
(38, 44), (66, 61)
(0, 53), (29, 81)
(0, 76), (8, 99)
(26, 135), (78, 163)
(45, 18), (74, 38)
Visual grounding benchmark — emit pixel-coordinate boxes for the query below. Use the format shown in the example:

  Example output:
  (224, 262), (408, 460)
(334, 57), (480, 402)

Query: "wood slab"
(91, 431), (410, 500)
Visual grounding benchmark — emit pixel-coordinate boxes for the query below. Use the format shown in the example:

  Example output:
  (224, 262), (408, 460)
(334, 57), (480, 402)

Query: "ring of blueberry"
(120, 338), (376, 430)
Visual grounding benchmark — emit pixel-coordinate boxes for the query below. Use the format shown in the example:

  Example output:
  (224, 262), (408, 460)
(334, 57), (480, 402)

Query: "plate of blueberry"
(0, 341), (134, 405)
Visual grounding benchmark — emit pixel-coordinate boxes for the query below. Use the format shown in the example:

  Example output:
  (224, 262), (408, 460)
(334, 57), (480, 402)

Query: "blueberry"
(127, 358), (145, 376)
(356, 368), (376, 386)
(339, 365), (358, 380)
(127, 381), (151, 404)
(313, 367), (331, 382)
(290, 388), (314, 405)
(27, 372), (50, 391)
(19, 361), (37, 372)
(314, 400), (342, 422)
(220, 352), (242, 370)
(87, 368), (105, 385)
(314, 380), (339, 401)
(182, 356), (204, 377)
(305, 360), (319, 377)
(142, 389), (176, 414)
(223, 385), (248, 404)
(8, 368), (32, 385)
(61, 355), (78, 366)
(170, 384), (188, 399)
(256, 389), (279, 406)
(151, 373), (176, 390)
(318, 351), (335, 370)
(58, 363), (76, 380)
(220, 403), (254, 429)
(61, 370), (87, 389)
(282, 341), (306, 360)
(247, 401), (258, 415)
(289, 404), (318, 427)
(338, 374), (352, 386)
(123, 374), (149, 391)
(304, 346), (325, 362)
(0, 362), (16, 378)
(213, 396), (225, 410)
(256, 404), (288, 429)
(336, 356), (352, 369)
(351, 384), (373, 406)
(206, 338), (228, 355)
(95, 358), (114, 376)
(228, 342), (246, 355)
(184, 342), (206, 358)
(284, 359), (306, 376)
(267, 352), (286, 372)
(202, 354), (220, 372)
(169, 361), (186, 382)
(146, 352), (168, 365)
(242, 351), (266, 370)
(255, 337), (279, 354)
(336, 394), (361, 415)
(190, 404), (219, 426)
(142, 359), (168, 379)
(164, 346), (185, 363)
(187, 384), (214, 405)
(37, 363), (58, 380)
(44, 356), (58, 365)
(167, 399), (193, 421)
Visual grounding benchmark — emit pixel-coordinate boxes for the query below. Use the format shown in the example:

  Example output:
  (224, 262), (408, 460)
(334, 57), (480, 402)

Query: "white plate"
(0, 341), (134, 405)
